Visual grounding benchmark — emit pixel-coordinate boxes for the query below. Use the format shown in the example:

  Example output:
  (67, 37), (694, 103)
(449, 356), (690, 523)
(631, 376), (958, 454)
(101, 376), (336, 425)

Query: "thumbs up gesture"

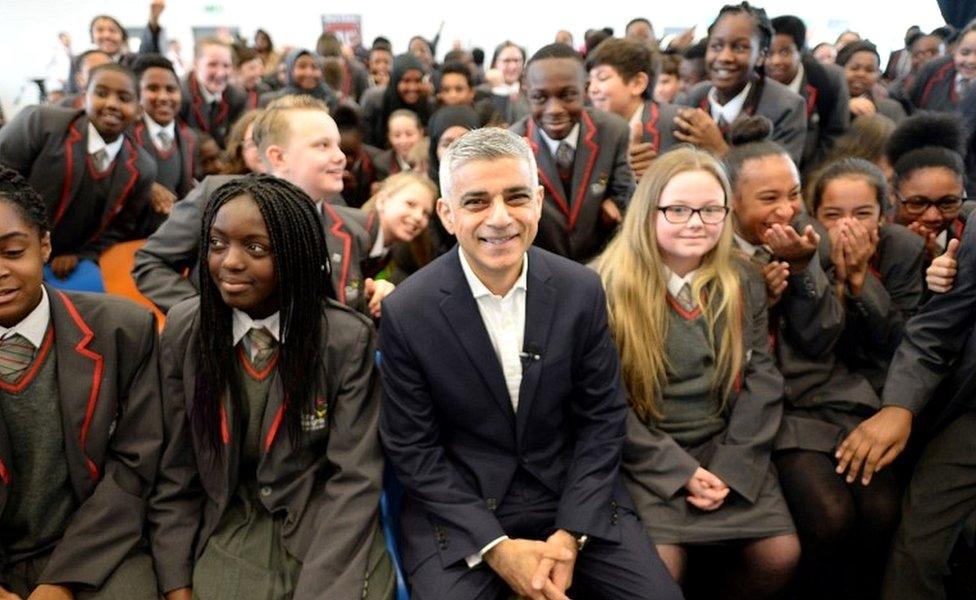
(926, 237), (960, 293)
(627, 118), (657, 182)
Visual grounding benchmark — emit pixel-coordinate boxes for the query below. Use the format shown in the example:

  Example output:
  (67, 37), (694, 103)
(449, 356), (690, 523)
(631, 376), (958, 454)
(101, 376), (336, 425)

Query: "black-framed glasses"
(897, 193), (965, 215)
(657, 205), (729, 224)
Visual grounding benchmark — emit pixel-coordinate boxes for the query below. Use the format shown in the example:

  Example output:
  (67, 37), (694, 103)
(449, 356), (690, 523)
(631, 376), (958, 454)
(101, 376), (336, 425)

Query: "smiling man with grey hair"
(379, 127), (681, 600)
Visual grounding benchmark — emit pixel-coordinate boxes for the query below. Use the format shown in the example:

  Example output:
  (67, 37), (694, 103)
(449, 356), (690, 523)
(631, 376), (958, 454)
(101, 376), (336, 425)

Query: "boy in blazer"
(179, 38), (246, 149)
(510, 43), (635, 264)
(133, 96), (391, 316)
(0, 63), (156, 286)
(379, 127), (681, 600)
(0, 168), (161, 598)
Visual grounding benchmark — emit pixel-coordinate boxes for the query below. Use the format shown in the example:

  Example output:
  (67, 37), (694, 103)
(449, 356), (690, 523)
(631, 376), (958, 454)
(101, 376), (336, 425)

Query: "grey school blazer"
(148, 297), (385, 598)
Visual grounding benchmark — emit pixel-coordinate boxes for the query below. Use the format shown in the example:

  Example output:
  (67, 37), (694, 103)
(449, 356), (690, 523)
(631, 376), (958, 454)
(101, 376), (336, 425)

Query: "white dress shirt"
(457, 248), (529, 567)
(196, 74), (222, 105)
(538, 122), (580, 159)
(369, 227), (388, 259)
(707, 82), (752, 125)
(231, 309), (281, 361)
(786, 63), (806, 96)
(87, 122), (124, 167)
(665, 268), (699, 311)
(0, 287), (50, 348)
(144, 114), (177, 152)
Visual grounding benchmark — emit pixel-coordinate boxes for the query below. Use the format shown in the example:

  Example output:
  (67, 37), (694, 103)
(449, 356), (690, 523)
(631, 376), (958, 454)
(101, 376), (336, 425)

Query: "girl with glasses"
(596, 146), (799, 598)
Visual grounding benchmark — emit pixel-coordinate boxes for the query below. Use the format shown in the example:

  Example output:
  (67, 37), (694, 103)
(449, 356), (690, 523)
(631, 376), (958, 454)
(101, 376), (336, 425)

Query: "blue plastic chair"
(381, 463), (410, 600)
(43, 259), (106, 293)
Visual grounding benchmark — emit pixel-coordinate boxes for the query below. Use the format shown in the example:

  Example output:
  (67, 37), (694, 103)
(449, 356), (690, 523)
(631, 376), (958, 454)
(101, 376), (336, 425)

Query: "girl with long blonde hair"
(596, 146), (799, 599)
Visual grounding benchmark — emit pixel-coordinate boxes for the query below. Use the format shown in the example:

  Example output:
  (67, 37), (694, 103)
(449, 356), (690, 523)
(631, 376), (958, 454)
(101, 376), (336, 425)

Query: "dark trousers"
(408, 472), (684, 600)
(883, 409), (976, 600)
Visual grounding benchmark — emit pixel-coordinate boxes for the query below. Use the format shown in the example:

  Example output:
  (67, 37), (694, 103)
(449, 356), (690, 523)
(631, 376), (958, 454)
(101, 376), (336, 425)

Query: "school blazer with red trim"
(908, 55), (966, 113)
(510, 108), (636, 263)
(0, 287), (161, 589)
(149, 297), (384, 598)
(0, 105), (157, 259)
(178, 75), (247, 148)
(132, 174), (374, 314)
(130, 118), (199, 198)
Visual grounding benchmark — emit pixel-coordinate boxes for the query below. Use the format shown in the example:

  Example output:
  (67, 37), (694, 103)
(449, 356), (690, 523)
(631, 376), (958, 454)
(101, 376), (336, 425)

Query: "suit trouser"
(883, 409), (976, 600)
(408, 472), (684, 600)
(3, 545), (157, 599)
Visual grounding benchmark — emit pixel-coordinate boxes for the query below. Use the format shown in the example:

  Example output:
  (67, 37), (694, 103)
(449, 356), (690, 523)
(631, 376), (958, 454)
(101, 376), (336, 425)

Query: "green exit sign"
(204, 4), (223, 13)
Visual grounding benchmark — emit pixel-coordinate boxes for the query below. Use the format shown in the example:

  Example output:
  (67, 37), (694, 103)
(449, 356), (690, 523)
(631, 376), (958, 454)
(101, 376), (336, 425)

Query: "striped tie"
(0, 334), (36, 383)
(157, 130), (173, 152)
(246, 327), (276, 370)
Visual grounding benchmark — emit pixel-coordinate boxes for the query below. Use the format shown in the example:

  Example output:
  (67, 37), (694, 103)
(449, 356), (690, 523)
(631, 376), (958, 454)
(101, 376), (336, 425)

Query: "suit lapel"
(515, 250), (556, 443)
(48, 289), (104, 495)
(568, 111), (600, 230)
(320, 203), (352, 305)
(93, 137), (140, 243)
(437, 250), (516, 423)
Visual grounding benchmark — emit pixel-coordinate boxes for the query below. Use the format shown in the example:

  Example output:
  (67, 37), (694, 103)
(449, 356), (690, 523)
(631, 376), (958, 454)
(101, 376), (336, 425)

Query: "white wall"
(0, 0), (946, 117)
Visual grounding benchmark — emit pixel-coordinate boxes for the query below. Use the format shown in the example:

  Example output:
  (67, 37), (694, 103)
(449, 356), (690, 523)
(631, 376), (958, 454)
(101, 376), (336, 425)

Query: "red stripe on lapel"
(698, 97), (710, 112)
(644, 101), (661, 152)
(86, 138), (140, 245)
(803, 83), (818, 120)
(180, 121), (196, 182)
(920, 61), (955, 109)
(0, 327), (55, 394)
(568, 110), (601, 231)
(321, 203), (352, 305)
(219, 405), (230, 445)
(190, 77), (209, 133)
(953, 218), (965, 240)
(56, 291), (104, 483)
(524, 120), (572, 223)
(54, 122), (85, 225)
(215, 97), (230, 128)
(247, 89), (258, 110)
(264, 403), (286, 453)
(365, 208), (378, 234)
(0, 458), (8, 485)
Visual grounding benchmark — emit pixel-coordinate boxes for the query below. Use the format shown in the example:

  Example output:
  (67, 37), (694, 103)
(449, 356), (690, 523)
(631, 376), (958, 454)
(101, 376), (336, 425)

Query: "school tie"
(555, 141), (574, 197)
(0, 334), (35, 384)
(957, 78), (973, 98)
(208, 101), (220, 126)
(92, 148), (110, 173)
(157, 129), (173, 152)
(676, 283), (695, 311)
(751, 245), (774, 268)
(246, 327), (277, 370)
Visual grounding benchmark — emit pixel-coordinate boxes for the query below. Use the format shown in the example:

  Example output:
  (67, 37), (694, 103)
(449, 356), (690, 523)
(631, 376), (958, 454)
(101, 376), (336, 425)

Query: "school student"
(258, 49), (338, 112)
(0, 167), (161, 599)
(0, 63), (156, 289)
(483, 41), (531, 125)
(148, 175), (393, 600)
(436, 61), (502, 126)
(674, 3), (808, 166)
(425, 106), (480, 256)
(596, 147), (799, 598)
(907, 22), (976, 113)
(234, 47), (271, 110)
(836, 41), (908, 124)
(59, 50), (112, 109)
(368, 42), (393, 88)
(586, 37), (680, 181)
(361, 54), (435, 148)
(653, 53), (682, 105)
(373, 110), (423, 181)
(885, 113), (974, 265)
(768, 15), (850, 171)
(724, 117), (901, 599)
(679, 39), (708, 93)
(334, 105), (380, 209)
(316, 32), (371, 104)
(511, 43), (635, 263)
(179, 37), (246, 149)
(220, 108), (265, 176)
(130, 54), (199, 229)
(132, 95), (391, 317)
(361, 172), (437, 282)
(809, 158), (925, 392)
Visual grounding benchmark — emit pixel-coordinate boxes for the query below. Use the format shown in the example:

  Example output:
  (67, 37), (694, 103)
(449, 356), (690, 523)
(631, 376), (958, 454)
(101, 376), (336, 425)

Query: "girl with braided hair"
(149, 174), (394, 600)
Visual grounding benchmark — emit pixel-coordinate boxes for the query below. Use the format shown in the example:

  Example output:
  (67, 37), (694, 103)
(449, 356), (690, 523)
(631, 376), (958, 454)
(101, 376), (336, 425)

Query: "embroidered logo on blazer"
(590, 174), (608, 197)
(301, 396), (328, 432)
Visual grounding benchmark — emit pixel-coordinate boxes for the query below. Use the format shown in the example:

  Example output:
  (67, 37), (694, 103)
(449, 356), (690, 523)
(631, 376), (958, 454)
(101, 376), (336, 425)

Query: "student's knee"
(802, 492), (856, 547)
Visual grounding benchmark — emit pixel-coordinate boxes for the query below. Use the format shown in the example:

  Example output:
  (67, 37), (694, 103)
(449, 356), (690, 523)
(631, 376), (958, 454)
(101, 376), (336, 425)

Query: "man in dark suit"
(510, 43), (635, 264)
(379, 127), (681, 600)
(835, 221), (976, 600)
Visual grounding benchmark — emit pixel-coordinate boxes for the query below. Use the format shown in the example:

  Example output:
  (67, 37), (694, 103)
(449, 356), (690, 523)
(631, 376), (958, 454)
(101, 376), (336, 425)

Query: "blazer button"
(486, 498), (498, 511)
(260, 486), (272, 497)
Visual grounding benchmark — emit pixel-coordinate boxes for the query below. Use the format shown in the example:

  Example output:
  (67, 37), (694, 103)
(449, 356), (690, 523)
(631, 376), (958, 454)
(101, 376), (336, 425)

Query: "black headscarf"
(426, 106), (480, 183)
(375, 53), (433, 144)
(279, 49), (338, 111)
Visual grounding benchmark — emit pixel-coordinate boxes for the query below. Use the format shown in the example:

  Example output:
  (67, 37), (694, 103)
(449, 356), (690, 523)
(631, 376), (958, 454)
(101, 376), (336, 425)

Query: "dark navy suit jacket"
(378, 245), (632, 572)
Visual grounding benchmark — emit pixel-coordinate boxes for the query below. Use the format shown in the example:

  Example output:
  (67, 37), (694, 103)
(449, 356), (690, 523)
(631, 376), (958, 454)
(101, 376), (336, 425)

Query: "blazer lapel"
(53, 116), (88, 226)
(515, 250), (557, 444)
(525, 119), (571, 224)
(320, 203), (352, 305)
(437, 250), (516, 423)
(48, 288), (104, 496)
(569, 111), (600, 230)
(642, 100), (661, 152)
(93, 138), (140, 243)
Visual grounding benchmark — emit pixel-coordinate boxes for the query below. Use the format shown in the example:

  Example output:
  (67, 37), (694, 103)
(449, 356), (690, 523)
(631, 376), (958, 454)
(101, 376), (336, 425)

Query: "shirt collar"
(231, 309), (281, 347)
(628, 103), (644, 135)
(491, 82), (521, 96)
(369, 226), (387, 258)
(196, 73), (223, 104)
(664, 267), (697, 300)
(734, 233), (769, 257)
(537, 122), (580, 160)
(87, 122), (124, 162)
(0, 287), (50, 349)
(144, 114), (176, 142)
(787, 62), (805, 95)
(458, 248), (528, 300)
(707, 81), (752, 124)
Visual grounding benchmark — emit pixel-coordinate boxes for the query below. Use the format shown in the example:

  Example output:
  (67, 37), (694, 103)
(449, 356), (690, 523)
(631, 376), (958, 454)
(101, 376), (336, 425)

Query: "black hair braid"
(710, 2), (774, 53)
(0, 167), (51, 234)
(194, 174), (331, 454)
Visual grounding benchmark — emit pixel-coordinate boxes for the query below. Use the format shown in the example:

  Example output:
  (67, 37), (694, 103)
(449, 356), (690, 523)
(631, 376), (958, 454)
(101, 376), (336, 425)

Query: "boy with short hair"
(0, 63), (156, 288)
(437, 61), (502, 125)
(510, 43), (635, 263)
(234, 46), (269, 109)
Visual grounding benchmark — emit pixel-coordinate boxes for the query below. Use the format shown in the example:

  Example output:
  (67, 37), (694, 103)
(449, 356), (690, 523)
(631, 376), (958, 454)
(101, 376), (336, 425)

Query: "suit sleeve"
(294, 322), (385, 599)
(555, 277), (629, 538)
(378, 302), (506, 566)
(708, 273), (784, 503)
(147, 305), (207, 593)
(771, 92), (808, 166)
(817, 65), (851, 156)
(883, 222), (976, 413)
(0, 105), (46, 177)
(40, 308), (163, 588)
(132, 180), (207, 312)
(780, 245), (845, 358)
